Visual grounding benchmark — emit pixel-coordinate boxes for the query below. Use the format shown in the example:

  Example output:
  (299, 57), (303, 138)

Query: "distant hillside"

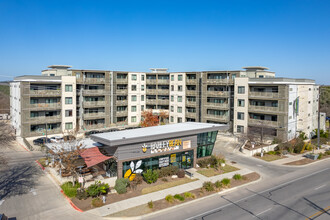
(320, 86), (330, 117)
(0, 85), (10, 114)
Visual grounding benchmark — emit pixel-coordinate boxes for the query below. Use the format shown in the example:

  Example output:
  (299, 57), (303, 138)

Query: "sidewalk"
(86, 167), (253, 217)
(270, 146), (329, 165)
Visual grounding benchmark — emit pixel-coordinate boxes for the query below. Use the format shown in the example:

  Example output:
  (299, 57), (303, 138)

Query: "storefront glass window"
(197, 131), (218, 158)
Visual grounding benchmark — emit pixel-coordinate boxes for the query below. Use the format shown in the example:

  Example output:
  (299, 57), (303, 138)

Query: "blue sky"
(0, 0), (329, 84)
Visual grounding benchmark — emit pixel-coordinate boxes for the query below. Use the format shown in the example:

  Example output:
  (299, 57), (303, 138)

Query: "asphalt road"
(144, 156), (330, 220)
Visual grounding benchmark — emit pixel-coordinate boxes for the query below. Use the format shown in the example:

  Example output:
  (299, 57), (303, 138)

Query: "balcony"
(206, 91), (229, 97)
(157, 79), (170, 84)
(249, 92), (280, 99)
(116, 78), (128, 84)
(27, 115), (62, 124)
(248, 118), (279, 127)
(29, 128), (61, 136)
(157, 99), (169, 105)
(146, 79), (157, 84)
(84, 112), (106, 119)
(116, 89), (128, 94)
(83, 101), (105, 108)
(205, 78), (233, 84)
(146, 89), (157, 95)
(248, 105), (279, 113)
(29, 90), (61, 96)
(157, 90), (169, 95)
(146, 99), (157, 105)
(205, 102), (229, 109)
(27, 103), (61, 110)
(116, 110), (128, 117)
(83, 78), (105, 84)
(186, 100), (197, 107)
(204, 114), (229, 122)
(84, 123), (105, 130)
(115, 100), (128, 106)
(83, 90), (107, 96)
(186, 90), (198, 96)
(186, 112), (196, 118)
(186, 79), (197, 85)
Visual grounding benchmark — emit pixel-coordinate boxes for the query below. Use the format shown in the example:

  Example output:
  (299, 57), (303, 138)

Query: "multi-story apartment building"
(10, 65), (323, 142)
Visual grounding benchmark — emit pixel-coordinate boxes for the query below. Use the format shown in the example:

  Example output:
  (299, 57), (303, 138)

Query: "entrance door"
(181, 154), (192, 169)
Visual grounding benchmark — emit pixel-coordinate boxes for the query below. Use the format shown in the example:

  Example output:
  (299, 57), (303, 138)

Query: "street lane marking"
(186, 167), (329, 220)
(0, 199), (4, 206)
(256, 207), (272, 216)
(305, 206), (330, 220)
(314, 184), (326, 190)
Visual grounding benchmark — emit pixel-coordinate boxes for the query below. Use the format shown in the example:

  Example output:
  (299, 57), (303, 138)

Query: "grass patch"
(255, 154), (284, 162)
(197, 164), (240, 177)
(38, 158), (50, 167)
(142, 178), (197, 194)
(220, 164), (240, 173)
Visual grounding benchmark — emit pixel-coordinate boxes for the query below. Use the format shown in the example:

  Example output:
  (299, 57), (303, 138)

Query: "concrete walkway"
(270, 146), (330, 165)
(86, 167), (253, 217)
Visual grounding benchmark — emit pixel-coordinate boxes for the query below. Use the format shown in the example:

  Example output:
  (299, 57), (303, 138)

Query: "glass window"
(141, 95), (144, 101)
(131, 95), (137, 101)
(171, 85), (174, 91)
(65, 110), (72, 117)
(178, 85), (182, 91)
(132, 85), (137, 91)
(132, 74), (137, 80)
(178, 96), (182, 102)
(177, 107), (182, 113)
(178, 75), (183, 81)
(131, 106), (137, 112)
(141, 75), (145, 81)
(171, 95), (174, 101)
(65, 97), (72, 104)
(141, 105), (144, 111)
(237, 112), (244, 120)
(131, 116), (137, 122)
(65, 85), (72, 92)
(238, 99), (245, 107)
(171, 75), (174, 81)
(237, 125), (244, 133)
(171, 106), (174, 112)
(238, 86), (245, 94)
(178, 117), (182, 123)
(171, 116), (174, 122)
(141, 85), (145, 91)
(65, 122), (73, 130)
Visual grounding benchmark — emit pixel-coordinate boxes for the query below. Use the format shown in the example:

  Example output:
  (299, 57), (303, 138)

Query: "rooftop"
(91, 122), (228, 147)
(13, 75), (61, 82)
(249, 77), (315, 84)
(243, 66), (269, 70)
(47, 65), (72, 69)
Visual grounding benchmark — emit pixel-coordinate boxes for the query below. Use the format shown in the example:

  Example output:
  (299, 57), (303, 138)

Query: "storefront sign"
(142, 139), (182, 154)
(159, 157), (170, 168)
(183, 140), (191, 149)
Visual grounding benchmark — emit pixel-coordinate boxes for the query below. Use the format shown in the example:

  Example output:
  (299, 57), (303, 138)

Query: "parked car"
(50, 136), (63, 143)
(33, 137), (51, 146)
(63, 135), (76, 141)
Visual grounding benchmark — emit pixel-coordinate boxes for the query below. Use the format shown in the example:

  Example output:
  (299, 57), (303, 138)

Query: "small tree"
(159, 110), (169, 125)
(140, 110), (159, 127)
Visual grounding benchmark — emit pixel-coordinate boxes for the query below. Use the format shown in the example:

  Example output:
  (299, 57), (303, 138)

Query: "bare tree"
(0, 121), (15, 166)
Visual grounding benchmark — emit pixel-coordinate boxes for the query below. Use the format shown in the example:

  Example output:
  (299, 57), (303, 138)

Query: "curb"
(104, 173), (262, 219)
(35, 160), (45, 170)
(17, 141), (30, 152)
(278, 156), (330, 167)
(60, 189), (84, 212)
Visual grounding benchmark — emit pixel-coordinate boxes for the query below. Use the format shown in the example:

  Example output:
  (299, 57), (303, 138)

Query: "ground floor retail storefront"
(91, 122), (228, 178)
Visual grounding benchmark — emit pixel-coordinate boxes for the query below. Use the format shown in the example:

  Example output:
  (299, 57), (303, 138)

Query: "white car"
(50, 136), (63, 143)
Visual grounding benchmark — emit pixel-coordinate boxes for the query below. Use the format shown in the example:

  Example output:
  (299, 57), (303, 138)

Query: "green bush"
(221, 178), (231, 187)
(165, 194), (174, 203)
(318, 153), (323, 160)
(233, 174), (242, 180)
(91, 198), (103, 207)
(214, 180), (222, 189)
(61, 181), (79, 198)
(115, 178), (129, 194)
(148, 200), (153, 209)
(293, 138), (305, 153)
(157, 166), (179, 178)
(299, 132), (307, 140)
(143, 169), (159, 184)
(183, 192), (195, 199)
(174, 194), (185, 201)
(87, 181), (110, 197)
(325, 150), (330, 156)
(267, 151), (276, 155)
(76, 189), (89, 200)
(177, 169), (185, 178)
(203, 181), (215, 192)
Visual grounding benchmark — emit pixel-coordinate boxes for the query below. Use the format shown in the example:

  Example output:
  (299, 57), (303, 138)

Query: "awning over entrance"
(80, 147), (112, 168)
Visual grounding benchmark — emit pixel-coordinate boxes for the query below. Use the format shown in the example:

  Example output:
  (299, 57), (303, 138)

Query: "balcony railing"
(157, 90), (169, 95)
(205, 79), (233, 84)
(116, 111), (128, 116)
(205, 102), (229, 109)
(248, 118), (279, 127)
(146, 79), (157, 84)
(186, 79), (197, 84)
(206, 91), (229, 97)
(83, 90), (107, 95)
(30, 128), (61, 136)
(27, 115), (62, 123)
(83, 101), (105, 108)
(116, 89), (128, 94)
(186, 100), (197, 107)
(157, 99), (169, 105)
(186, 90), (198, 96)
(83, 78), (105, 84)
(157, 79), (170, 84)
(186, 112), (196, 118)
(115, 100), (128, 106)
(248, 105), (279, 113)
(84, 123), (105, 130)
(146, 89), (157, 95)
(29, 90), (61, 96)
(27, 103), (61, 109)
(116, 78), (128, 84)
(146, 99), (157, 105)
(249, 92), (280, 99)
(205, 114), (229, 122)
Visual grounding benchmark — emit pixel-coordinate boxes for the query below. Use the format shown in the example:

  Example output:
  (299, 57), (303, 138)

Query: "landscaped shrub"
(148, 200), (153, 209)
(61, 181), (79, 198)
(293, 138), (305, 153)
(267, 151), (276, 155)
(318, 153), (323, 160)
(177, 169), (185, 178)
(221, 178), (231, 187)
(91, 197), (103, 207)
(325, 150), (330, 156)
(115, 178), (130, 194)
(174, 194), (185, 201)
(143, 169), (158, 184)
(214, 180), (222, 189)
(209, 155), (218, 167)
(130, 174), (143, 190)
(76, 189), (89, 200)
(157, 166), (179, 178)
(183, 192), (195, 199)
(87, 181), (110, 197)
(197, 158), (210, 168)
(233, 174), (242, 180)
(165, 194), (174, 203)
(203, 181), (215, 192)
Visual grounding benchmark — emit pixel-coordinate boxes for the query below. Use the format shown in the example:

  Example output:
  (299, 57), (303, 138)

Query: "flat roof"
(13, 75), (61, 82)
(249, 77), (315, 84)
(91, 122), (228, 147)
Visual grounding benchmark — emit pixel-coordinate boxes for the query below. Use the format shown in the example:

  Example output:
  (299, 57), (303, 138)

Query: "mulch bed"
(71, 176), (192, 211)
(108, 172), (260, 217)
(284, 154), (330, 165)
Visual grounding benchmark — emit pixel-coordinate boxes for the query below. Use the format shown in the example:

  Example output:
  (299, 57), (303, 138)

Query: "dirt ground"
(108, 172), (260, 217)
(71, 176), (192, 211)
(284, 154), (330, 165)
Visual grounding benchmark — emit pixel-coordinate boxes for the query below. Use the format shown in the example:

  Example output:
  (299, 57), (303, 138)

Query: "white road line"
(256, 207), (272, 216)
(186, 167), (329, 220)
(314, 184), (326, 190)
(0, 199), (4, 206)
